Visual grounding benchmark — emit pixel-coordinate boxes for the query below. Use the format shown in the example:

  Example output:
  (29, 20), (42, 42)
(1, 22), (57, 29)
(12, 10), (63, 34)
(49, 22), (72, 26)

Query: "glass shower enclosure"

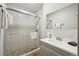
(0, 5), (40, 56)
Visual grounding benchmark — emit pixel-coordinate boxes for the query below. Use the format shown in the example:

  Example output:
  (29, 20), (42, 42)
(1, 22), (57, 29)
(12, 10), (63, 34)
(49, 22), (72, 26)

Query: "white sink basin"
(47, 38), (66, 45)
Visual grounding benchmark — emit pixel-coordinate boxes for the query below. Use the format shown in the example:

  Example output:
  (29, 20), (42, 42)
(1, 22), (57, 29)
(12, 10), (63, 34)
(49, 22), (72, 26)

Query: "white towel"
(31, 32), (37, 39)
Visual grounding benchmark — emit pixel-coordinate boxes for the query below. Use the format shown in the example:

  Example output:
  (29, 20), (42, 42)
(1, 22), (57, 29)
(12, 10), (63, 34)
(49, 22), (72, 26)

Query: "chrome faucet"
(56, 37), (62, 41)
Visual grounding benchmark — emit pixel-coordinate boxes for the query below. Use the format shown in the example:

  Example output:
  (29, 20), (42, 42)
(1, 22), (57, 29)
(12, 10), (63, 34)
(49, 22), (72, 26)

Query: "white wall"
(44, 3), (72, 15)
(6, 4), (34, 14)
(47, 4), (78, 42)
(6, 3), (43, 14)
(35, 5), (47, 39)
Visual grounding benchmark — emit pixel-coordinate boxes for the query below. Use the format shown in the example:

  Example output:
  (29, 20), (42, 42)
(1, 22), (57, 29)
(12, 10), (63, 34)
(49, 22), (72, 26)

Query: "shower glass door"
(5, 9), (39, 56)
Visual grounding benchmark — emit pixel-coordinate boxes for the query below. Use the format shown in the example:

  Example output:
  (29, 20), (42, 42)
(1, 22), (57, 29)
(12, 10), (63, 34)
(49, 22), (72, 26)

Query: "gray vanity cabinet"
(40, 41), (59, 56)
(40, 41), (75, 56)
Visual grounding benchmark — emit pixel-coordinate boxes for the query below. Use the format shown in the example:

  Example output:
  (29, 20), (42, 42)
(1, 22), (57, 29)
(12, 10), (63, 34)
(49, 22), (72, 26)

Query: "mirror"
(46, 4), (78, 30)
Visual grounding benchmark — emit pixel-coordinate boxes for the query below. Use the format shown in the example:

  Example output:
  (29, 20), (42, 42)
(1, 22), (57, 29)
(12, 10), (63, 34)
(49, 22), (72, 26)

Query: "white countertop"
(40, 38), (77, 55)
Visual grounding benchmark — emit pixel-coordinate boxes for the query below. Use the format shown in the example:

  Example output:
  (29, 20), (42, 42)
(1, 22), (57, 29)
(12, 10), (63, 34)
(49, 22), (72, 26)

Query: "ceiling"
(6, 3), (43, 13)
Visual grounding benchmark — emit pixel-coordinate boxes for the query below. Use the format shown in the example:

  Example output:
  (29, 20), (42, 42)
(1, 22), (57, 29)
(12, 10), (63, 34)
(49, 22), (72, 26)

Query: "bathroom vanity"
(40, 38), (77, 56)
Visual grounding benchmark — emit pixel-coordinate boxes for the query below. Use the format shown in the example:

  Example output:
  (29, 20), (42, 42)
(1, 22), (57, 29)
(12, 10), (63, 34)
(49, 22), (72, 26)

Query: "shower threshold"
(22, 48), (40, 56)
